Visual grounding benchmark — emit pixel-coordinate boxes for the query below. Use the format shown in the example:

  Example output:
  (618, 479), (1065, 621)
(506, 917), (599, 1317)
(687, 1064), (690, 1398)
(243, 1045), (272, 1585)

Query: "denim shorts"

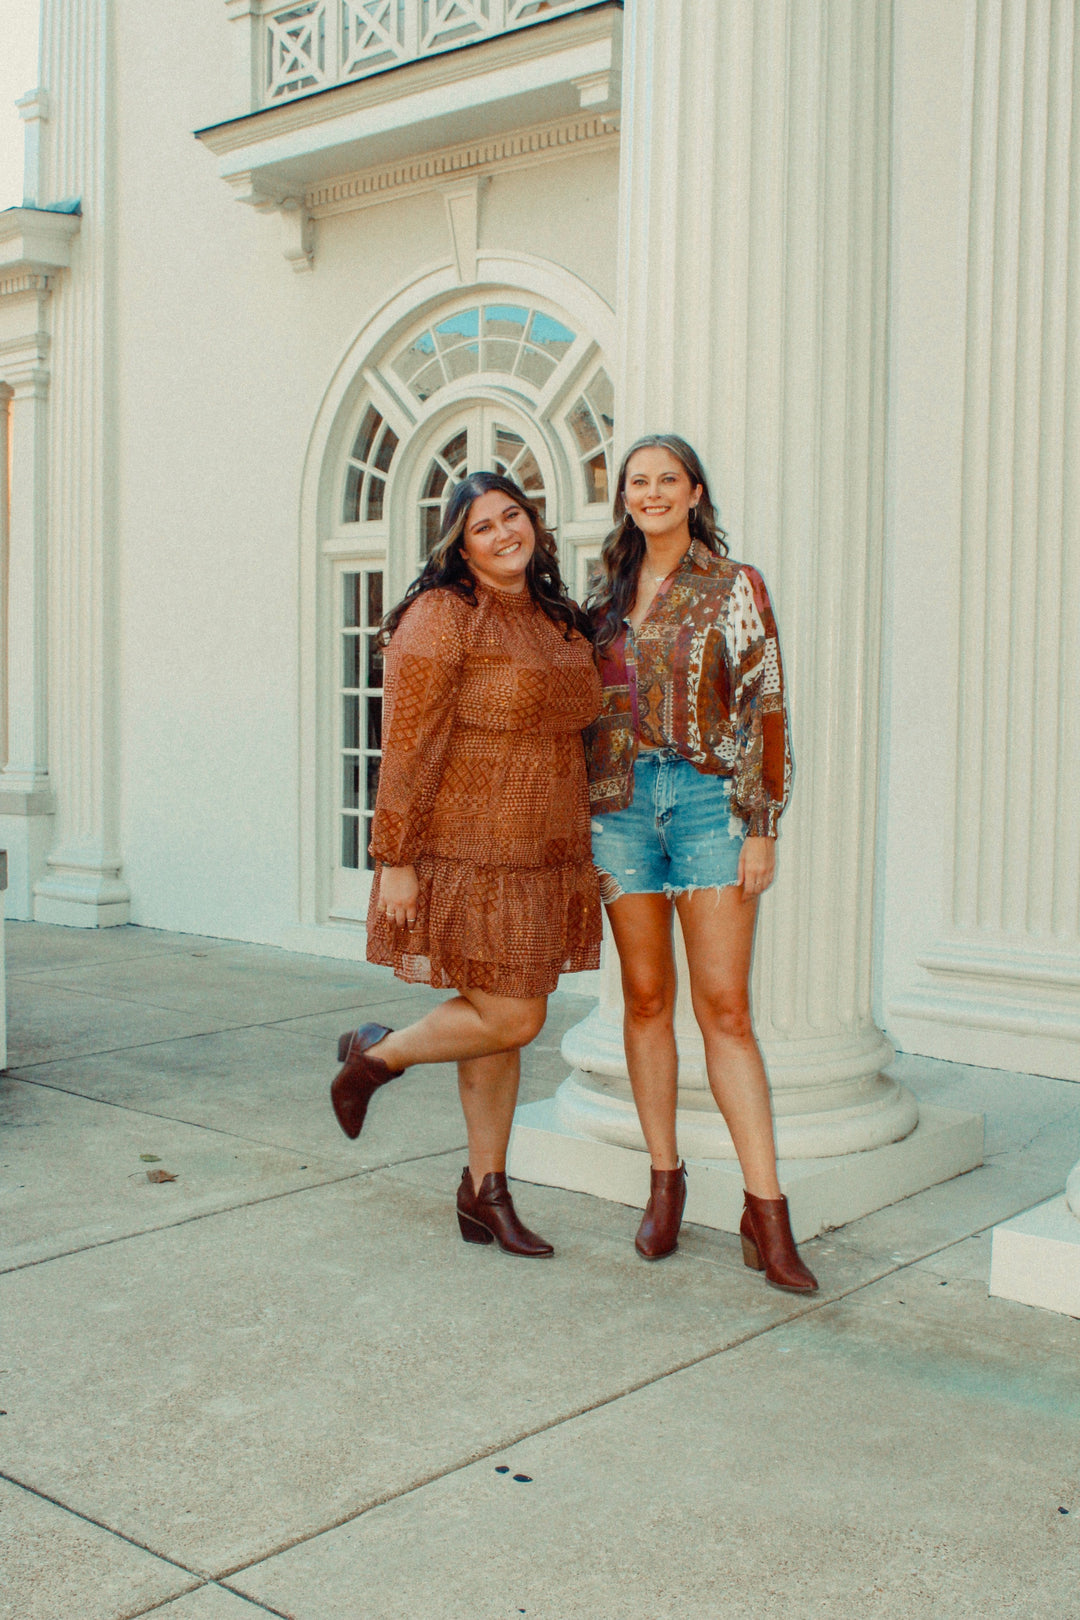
(591, 749), (746, 903)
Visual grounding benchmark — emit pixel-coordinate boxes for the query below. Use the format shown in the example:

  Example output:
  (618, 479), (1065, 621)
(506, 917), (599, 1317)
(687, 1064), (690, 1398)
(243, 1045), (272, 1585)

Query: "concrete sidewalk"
(1, 921), (1078, 1620)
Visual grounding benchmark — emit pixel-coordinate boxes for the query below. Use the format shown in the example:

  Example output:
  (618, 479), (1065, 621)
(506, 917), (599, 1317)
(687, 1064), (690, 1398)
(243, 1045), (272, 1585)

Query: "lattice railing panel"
(255, 0), (595, 104)
(341, 0), (411, 77)
(266, 0), (330, 99)
(419, 0), (493, 54)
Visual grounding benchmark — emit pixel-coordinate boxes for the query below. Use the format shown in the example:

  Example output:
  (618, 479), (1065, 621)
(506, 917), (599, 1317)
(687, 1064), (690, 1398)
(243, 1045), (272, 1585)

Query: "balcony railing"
(253, 0), (601, 107)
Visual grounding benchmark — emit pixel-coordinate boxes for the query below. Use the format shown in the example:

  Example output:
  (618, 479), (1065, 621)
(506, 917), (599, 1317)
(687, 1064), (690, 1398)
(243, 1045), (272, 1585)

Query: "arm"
(369, 590), (470, 874)
(725, 567), (793, 891)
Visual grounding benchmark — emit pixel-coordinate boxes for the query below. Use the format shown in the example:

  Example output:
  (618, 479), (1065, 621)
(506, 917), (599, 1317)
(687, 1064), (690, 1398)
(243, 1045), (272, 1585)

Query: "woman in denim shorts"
(584, 434), (817, 1294)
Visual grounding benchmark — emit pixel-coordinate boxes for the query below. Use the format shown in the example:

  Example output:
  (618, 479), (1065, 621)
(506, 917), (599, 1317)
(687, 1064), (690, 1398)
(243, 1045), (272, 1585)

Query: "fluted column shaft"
(2, 365), (51, 794)
(885, 0), (1080, 1080)
(31, 0), (128, 925)
(559, 0), (912, 1157)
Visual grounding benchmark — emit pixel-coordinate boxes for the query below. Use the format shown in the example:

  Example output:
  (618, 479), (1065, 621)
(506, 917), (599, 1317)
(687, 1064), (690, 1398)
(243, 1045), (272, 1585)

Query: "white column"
(509, 0), (983, 1234)
(571, 0), (908, 1153)
(0, 356), (56, 917)
(31, 0), (129, 927)
(887, 0), (1080, 1078)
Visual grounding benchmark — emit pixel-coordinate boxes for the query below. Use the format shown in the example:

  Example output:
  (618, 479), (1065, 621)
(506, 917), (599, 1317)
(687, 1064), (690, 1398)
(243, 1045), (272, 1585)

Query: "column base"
(507, 1097), (984, 1242)
(33, 854), (130, 928)
(990, 1196), (1080, 1319)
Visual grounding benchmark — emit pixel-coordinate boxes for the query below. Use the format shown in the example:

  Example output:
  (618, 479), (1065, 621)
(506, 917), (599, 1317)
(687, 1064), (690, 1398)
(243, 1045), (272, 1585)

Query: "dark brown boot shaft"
(456, 1169), (554, 1258)
(330, 1023), (401, 1139)
(635, 1163), (687, 1260)
(740, 1191), (818, 1293)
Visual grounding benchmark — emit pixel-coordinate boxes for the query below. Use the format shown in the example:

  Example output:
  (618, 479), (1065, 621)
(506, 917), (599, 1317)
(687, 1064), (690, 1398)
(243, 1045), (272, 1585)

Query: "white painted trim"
(297, 256), (615, 934)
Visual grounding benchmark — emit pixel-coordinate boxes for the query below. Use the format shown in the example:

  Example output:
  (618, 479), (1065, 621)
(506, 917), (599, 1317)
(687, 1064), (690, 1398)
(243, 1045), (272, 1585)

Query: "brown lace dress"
(366, 582), (603, 998)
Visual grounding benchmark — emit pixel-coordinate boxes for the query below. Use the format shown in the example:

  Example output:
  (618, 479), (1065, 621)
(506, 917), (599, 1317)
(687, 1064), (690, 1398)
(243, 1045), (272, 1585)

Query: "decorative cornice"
(306, 111), (619, 218)
(0, 271), (52, 301)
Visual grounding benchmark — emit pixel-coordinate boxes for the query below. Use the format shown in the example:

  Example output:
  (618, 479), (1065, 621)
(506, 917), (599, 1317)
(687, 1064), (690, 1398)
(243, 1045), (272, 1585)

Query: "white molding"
(439, 177), (486, 285)
(197, 4), (621, 225)
(296, 256), (615, 933)
(0, 208), (81, 275)
(305, 112), (618, 218)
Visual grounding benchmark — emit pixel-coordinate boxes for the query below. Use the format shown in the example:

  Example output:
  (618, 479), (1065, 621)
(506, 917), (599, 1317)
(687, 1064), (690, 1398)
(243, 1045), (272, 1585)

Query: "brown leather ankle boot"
(456, 1169), (554, 1258)
(330, 1023), (403, 1139)
(740, 1190), (818, 1293)
(635, 1162), (687, 1260)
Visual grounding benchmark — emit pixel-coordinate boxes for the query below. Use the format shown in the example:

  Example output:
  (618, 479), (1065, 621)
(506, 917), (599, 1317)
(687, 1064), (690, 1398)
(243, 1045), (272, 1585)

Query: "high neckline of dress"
(474, 578), (534, 609)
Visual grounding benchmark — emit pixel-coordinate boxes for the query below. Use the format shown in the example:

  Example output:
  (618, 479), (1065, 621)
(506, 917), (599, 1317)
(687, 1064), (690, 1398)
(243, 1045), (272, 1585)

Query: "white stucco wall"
(111, 0), (618, 944)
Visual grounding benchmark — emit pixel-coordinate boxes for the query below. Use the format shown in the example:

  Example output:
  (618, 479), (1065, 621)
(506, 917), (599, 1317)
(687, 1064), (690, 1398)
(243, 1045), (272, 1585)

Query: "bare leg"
(604, 893), (680, 1170)
(457, 1048), (521, 1191)
(674, 886), (782, 1199)
(371, 986), (547, 1074)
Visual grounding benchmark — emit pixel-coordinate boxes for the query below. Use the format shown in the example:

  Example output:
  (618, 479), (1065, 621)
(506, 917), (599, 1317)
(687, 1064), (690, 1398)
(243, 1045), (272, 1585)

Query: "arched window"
(321, 289), (614, 923)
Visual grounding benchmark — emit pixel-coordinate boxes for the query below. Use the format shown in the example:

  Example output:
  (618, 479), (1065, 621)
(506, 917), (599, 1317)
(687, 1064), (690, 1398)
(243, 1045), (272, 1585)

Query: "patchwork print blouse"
(585, 540), (794, 838)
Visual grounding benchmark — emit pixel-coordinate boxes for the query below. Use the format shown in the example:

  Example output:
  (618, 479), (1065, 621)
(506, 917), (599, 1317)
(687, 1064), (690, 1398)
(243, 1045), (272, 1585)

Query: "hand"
(378, 864), (419, 929)
(737, 836), (776, 901)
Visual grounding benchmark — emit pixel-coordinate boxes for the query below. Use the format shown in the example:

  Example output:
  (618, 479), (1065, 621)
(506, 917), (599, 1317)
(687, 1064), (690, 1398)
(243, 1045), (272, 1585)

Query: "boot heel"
(336, 1032), (352, 1063)
(741, 1234), (764, 1271)
(458, 1212), (494, 1246)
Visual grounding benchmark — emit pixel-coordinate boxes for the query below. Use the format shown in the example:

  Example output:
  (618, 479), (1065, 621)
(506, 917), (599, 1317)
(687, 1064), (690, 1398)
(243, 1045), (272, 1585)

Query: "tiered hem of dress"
(366, 853), (600, 998)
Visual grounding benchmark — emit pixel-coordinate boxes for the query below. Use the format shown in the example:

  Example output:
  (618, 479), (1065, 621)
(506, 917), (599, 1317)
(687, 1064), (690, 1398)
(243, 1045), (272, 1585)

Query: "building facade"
(0, 0), (1078, 1133)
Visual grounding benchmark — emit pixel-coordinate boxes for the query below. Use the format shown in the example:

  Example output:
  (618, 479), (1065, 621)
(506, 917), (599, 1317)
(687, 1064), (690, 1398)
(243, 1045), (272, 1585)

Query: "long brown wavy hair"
(379, 471), (591, 646)
(586, 434), (727, 654)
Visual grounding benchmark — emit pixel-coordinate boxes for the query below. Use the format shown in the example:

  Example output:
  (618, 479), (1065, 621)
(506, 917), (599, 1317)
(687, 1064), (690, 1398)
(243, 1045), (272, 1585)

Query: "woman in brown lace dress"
(331, 472), (601, 1256)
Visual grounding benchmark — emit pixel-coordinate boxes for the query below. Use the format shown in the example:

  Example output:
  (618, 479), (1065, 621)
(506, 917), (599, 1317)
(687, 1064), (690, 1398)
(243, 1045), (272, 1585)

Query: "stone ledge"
(508, 1101), (984, 1242)
(990, 1196), (1080, 1319)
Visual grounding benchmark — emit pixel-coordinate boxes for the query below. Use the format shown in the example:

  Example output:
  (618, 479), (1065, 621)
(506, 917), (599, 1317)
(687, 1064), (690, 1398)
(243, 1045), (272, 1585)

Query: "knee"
(623, 980), (675, 1024)
(495, 1004), (546, 1051)
(697, 988), (754, 1042)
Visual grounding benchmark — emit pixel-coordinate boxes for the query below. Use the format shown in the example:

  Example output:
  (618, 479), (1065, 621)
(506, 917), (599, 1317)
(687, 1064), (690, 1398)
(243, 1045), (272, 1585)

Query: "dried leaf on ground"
(146, 1168), (178, 1183)
(139, 1153), (162, 1162)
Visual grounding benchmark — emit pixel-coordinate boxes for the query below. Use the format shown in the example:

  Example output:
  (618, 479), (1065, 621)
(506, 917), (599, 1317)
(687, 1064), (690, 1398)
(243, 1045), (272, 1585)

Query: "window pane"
(366, 755), (381, 804)
(586, 369), (615, 438)
(515, 449), (544, 495)
(421, 503), (442, 555)
(481, 339), (519, 373)
(569, 398), (600, 454)
(342, 694), (360, 748)
(342, 572), (361, 629)
(527, 311), (575, 357)
(342, 635), (361, 690)
(343, 465), (363, 523)
(494, 428), (525, 469)
(373, 425), (398, 473)
(412, 360), (444, 401)
(442, 429), (468, 468)
(366, 572), (383, 626)
(483, 304), (528, 338)
(585, 450), (609, 505)
(363, 814), (376, 871)
(366, 476), (385, 521)
(435, 309), (479, 349)
(423, 461), (448, 499)
(366, 695), (383, 750)
(350, 404), (380, 463)
(392, 331), (436, 384)
(342, 756), (360, 810)
(342, 814), (360, 869)
(515, 347), (556, 387)
(365, 637), (384, 689)
(444, 342), (479, 381)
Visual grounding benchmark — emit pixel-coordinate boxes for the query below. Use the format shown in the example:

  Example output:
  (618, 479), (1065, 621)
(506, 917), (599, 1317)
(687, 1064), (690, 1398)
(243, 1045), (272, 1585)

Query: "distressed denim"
(590, 749), (746, 903)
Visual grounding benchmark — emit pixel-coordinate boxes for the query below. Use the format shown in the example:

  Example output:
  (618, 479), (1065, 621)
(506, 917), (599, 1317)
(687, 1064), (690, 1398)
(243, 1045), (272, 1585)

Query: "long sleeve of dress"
(724, 566), (793, 839)
(368, 590), (470, 867)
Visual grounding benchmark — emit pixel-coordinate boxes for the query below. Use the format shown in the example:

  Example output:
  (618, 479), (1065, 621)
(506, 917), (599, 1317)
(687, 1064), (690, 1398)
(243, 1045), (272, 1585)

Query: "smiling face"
(622, 446), (703, 544)
(460, 489), (536, 592)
